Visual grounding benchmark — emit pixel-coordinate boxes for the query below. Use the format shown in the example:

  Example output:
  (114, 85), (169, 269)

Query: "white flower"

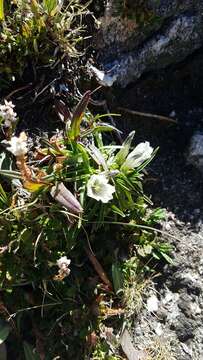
(87, 174), (115, 203)
(57, 256), (71, 277)
(57, 256), (71, 271)
(0, 100), (17, 127)
(7, 132), (28, 157)
(121, 141), (153, 170)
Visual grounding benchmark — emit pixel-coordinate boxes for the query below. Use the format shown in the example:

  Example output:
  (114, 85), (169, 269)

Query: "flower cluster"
(55, 256), (71, 280)
(7, 132), (28, 157)
(86, 141), (153, 204)
(0, 100), (17, 127)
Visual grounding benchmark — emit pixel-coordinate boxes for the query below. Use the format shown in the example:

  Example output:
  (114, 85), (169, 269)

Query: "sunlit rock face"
(94, 0), (203, 87)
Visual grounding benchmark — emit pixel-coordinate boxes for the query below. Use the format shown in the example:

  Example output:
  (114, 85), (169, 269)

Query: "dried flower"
(0, 100), (17, 127)
(55, 256), (71, 280)
(7, 132), (28, 157)
(121, 141), (153, 170)
(87, 174), (115, 203)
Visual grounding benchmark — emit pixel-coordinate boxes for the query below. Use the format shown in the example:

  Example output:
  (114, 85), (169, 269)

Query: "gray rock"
(188, 133), (203, 174)
(94, 0), (203, 87)
(173, 315), (197, 342)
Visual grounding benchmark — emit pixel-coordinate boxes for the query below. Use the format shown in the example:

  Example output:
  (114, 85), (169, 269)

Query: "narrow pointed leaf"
(0, 169), (22, 179)
(0, 323), (9, 345)
(69, 91), (91, 139)
(0, 0), (4, 21)
(112, 263), (123, 294)
(115, 131), (135, 165)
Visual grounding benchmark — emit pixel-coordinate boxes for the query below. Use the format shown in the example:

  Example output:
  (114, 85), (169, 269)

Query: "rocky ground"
(95, 0), (203, 87)
(109, 49), (203, 359)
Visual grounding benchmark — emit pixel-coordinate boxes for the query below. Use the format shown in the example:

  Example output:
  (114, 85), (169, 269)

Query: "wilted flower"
(87, 174), (115, 203)
(121, 141), (153, 170)
(55, 256), (71, 280)
(7, 132), (28, 157)
(0, 100), (17, 127)
(50, 183), (83, 215)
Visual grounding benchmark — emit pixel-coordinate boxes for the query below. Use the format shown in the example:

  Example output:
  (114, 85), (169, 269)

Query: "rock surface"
(104, 48), (203, 359)
(188, 133), (203, 174)
(132, 217), (203, 360)
(94, 0), (203, 87)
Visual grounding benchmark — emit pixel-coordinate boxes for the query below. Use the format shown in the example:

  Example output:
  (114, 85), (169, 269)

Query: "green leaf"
(0, 322), (10, 345)
(43, 0), (57, 14)
(23, 341), (40, 360)
(115, 131), (135, 165)
(0, 151), (12, 171)
(0, 170), (22, 180)
(69, 91), (91, 140)
(111, 205), (125, 217)
(112, 263), (123, 294)
(149, 208), (166, 223)
(0, 0), (4, 21)
(160, 252), (173, 264)
(0, 184), (8, 205)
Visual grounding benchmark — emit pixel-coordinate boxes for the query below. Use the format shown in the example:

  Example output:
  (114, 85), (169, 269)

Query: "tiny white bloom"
(57, 256), (71, 278)
(7, 132), (28, 157)
(0, 100), (17, 127)
(87, 174), (115, 203)
(57, 256), (71, 270)
(122, 141), (153, 170)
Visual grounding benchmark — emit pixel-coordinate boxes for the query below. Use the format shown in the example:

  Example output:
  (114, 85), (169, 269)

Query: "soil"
(109, 47), (203, 359)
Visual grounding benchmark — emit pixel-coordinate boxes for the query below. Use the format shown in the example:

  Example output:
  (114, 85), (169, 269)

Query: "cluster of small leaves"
(0, 93), (171, 358)
(0, 0), (89, 78)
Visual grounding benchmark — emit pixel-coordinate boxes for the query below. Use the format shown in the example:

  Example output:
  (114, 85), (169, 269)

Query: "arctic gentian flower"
(121, 141), (153, 170)
(87, 174), (115, 203)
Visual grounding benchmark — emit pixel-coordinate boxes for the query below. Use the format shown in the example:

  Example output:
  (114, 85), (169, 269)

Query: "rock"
(146, 294), (159, 313)
(94, 0), (203, 87)
(188, 133), (203, 174)
(174, 315), (197, 342)
(120, 330), (147, 360)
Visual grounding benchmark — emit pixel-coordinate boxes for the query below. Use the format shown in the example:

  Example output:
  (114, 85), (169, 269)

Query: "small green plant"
(0, 94), (171, 358)
(0, 0), (88, 78)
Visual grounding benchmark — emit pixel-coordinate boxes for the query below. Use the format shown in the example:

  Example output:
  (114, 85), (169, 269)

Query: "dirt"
(109, 48), (203, 359)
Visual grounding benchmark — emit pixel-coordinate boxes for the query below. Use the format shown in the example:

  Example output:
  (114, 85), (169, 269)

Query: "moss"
(112, 0), (156, 25)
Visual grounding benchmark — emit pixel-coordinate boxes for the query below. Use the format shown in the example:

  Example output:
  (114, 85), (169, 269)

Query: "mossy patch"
(112, 0), (156, 24)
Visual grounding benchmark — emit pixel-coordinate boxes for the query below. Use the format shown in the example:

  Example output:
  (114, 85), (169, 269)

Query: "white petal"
(122, 141), (153, 170)
(87, 174), (115, 203)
